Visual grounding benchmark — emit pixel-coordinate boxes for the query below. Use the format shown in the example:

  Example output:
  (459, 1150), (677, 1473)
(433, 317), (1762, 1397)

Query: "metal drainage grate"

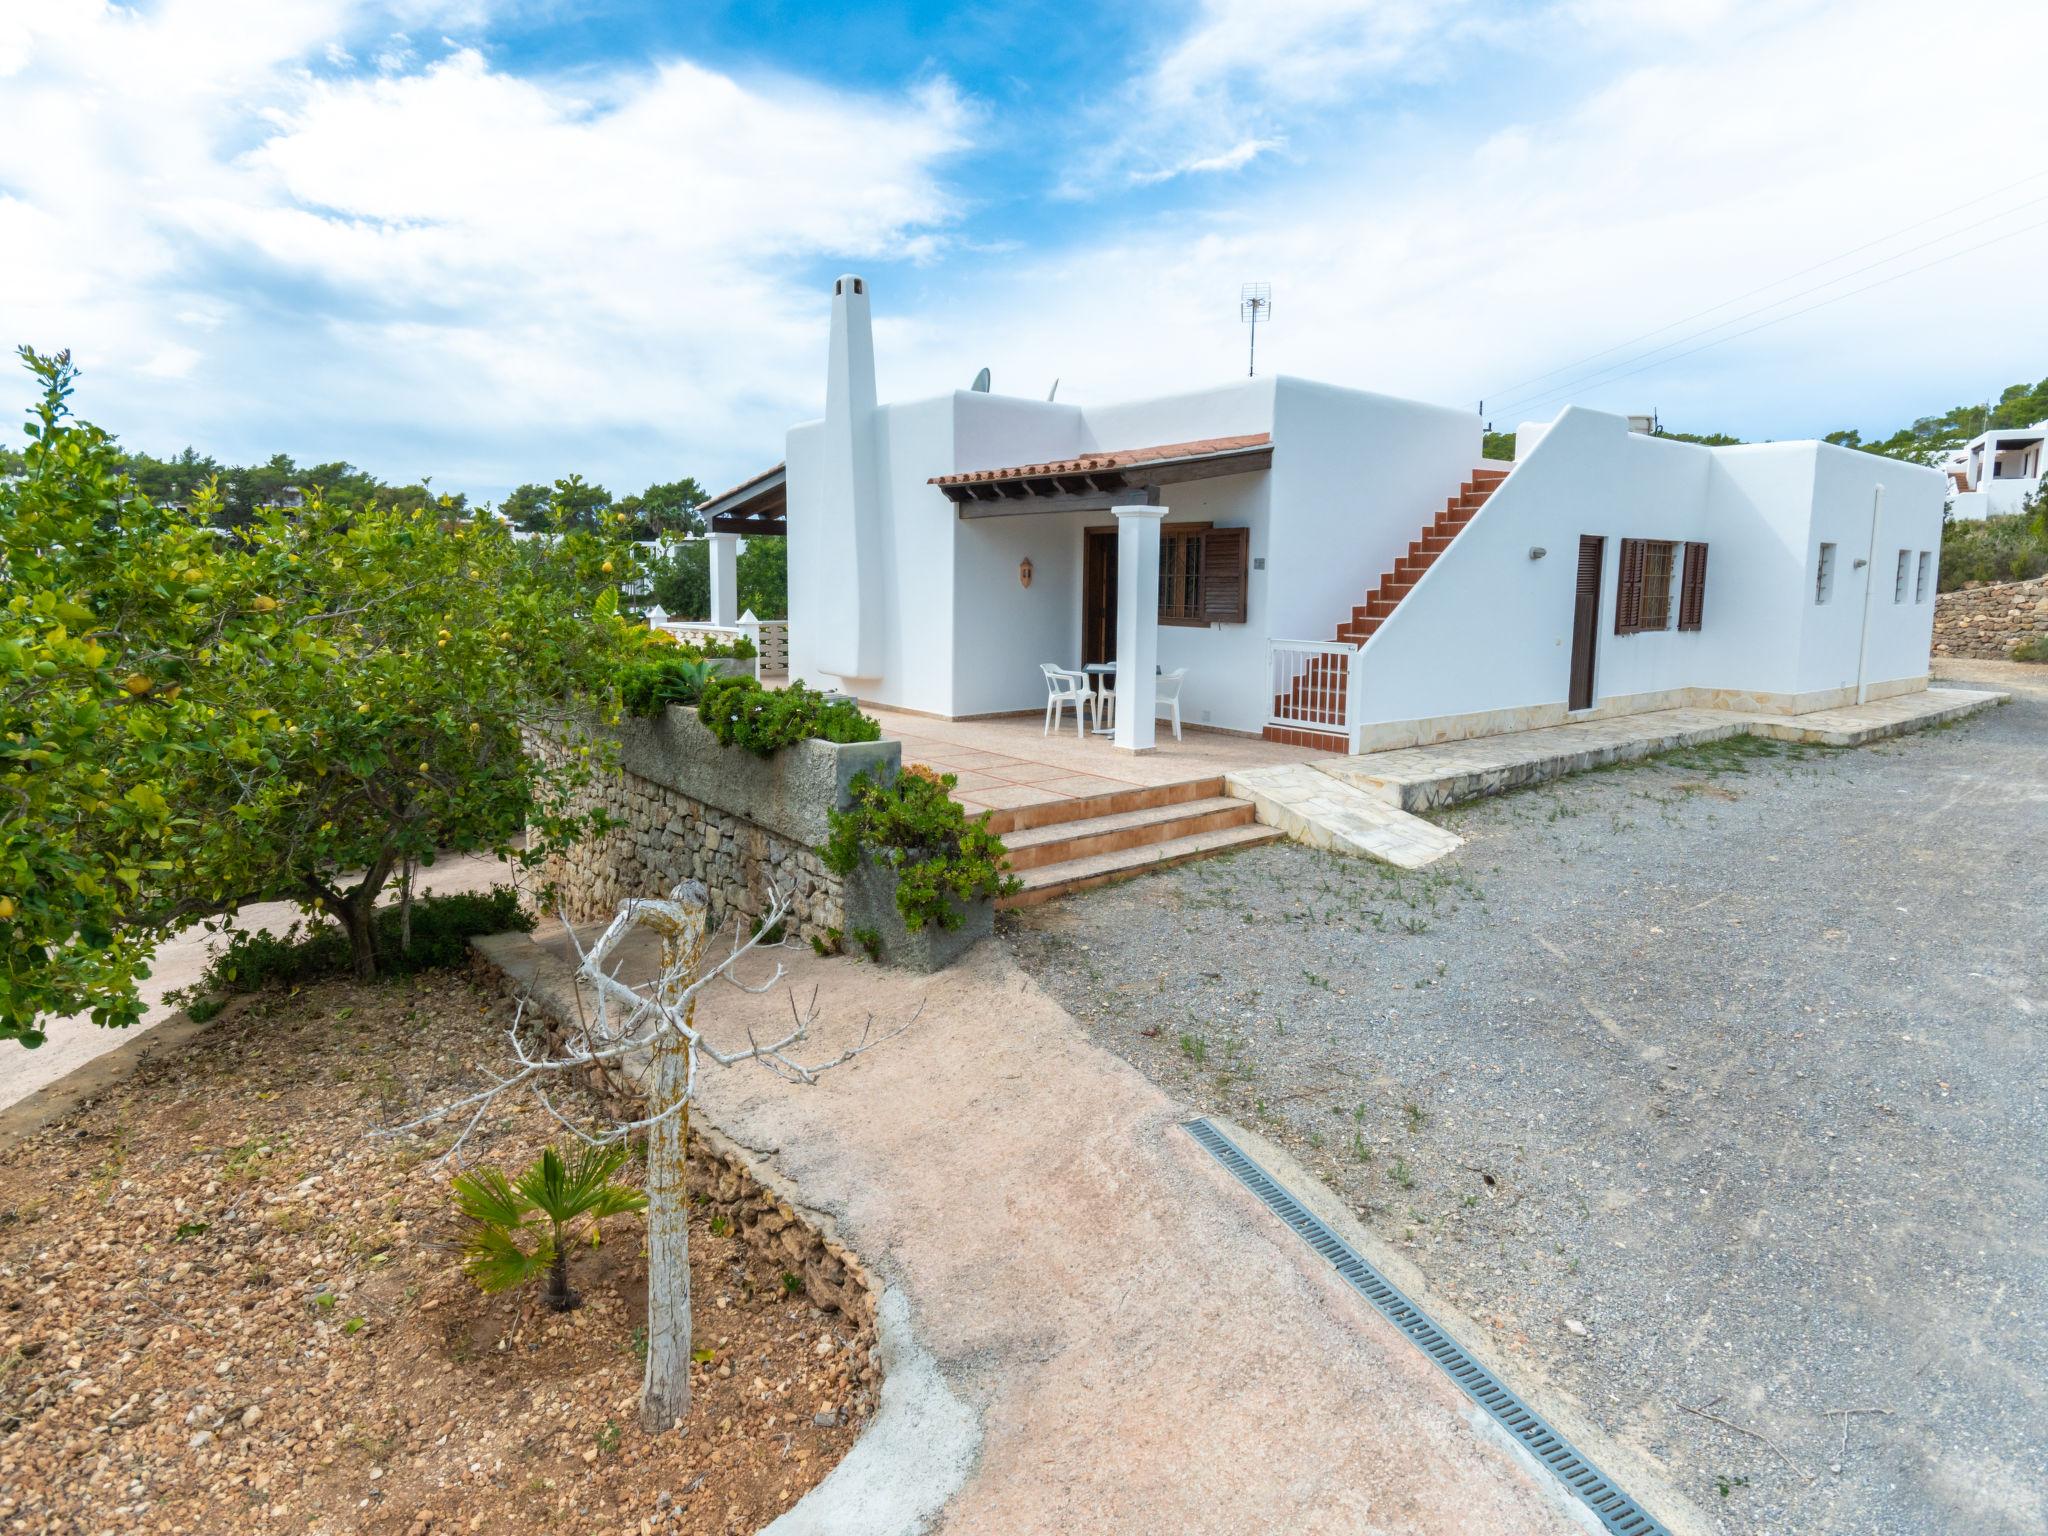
(1183, 1117), (1670, 1536)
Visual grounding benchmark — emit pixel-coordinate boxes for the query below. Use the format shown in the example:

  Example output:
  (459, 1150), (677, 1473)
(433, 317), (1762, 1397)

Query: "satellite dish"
(1047, 378), (1060, 401)
(971, 367), (991, 393)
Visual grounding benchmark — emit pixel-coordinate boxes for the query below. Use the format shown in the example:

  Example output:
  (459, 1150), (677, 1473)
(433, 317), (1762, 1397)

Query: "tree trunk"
(640, 1031), (692, 1432)
(344, 902), (378, 981)
(546, 1229), (579, 1312)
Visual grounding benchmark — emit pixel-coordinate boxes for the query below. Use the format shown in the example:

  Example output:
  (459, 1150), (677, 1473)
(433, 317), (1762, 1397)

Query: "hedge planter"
(614, 707), (899, 846)
(841, 855), (995, 974)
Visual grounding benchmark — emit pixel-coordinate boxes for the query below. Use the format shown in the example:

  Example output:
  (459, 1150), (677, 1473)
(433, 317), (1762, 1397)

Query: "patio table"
(1081, 662), (1162, 737)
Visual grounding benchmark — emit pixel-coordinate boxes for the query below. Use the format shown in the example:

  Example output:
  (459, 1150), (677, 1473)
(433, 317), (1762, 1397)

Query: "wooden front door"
(1083, 527), (1118, 666)
(1569, 535), (1603, 712)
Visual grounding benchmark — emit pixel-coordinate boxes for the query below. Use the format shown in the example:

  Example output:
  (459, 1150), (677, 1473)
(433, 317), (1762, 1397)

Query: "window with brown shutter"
(1200, 526), (1250, 624)
(1677, 541), (1708, 631)
(1155, 523), (1250, 625)
(1615, 538), (1677, 633)
(1158, 526), (1206, 624)
(1614, 538), (1646, 633)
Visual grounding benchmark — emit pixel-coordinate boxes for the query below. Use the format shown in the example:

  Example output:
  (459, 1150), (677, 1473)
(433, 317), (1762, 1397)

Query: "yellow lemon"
(0, 897), (16, 921)
(251, 595), (278, 613)
(418, 762), (430, 773)
(601, 560), (614, 574)
(357, 702), (371, 714)
(122, 673), (153, 696)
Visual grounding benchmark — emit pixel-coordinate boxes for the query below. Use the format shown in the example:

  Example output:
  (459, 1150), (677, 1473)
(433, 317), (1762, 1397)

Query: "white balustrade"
(1267, 638), (1361, 752)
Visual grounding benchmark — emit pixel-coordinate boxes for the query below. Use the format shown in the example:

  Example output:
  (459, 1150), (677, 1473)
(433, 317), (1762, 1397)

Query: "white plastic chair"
(1041, 663), (1094, 739)
(1155, 668), (1187, 741)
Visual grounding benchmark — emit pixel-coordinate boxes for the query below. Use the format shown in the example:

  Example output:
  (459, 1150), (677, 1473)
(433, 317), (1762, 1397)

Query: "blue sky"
(4, 0), (2046, 503)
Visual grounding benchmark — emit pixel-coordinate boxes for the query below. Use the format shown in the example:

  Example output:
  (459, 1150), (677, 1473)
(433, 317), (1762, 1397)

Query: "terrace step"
(997, 822), (1283, 908)
(980, 775), (1226, 837)
(1000, 796), (1256, 871)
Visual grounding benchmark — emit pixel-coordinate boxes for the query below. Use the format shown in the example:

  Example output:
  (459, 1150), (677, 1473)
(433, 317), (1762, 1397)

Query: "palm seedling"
(452, 1144), (648, 1312)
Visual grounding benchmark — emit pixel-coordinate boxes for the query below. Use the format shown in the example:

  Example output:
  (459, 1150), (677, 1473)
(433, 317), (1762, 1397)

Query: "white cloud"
(0, 2), (969, 494)
(906, 0), (2048, 444)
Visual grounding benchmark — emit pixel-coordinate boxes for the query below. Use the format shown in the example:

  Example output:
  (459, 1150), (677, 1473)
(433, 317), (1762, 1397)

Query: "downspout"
(1853, 484), (1882, 705)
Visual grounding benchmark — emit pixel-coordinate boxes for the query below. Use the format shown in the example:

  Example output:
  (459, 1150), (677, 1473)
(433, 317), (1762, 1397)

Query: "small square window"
(1916, 550), (1931, 602)
(1893, 549), (1911, 604)
(1815, 542), (1836, 604)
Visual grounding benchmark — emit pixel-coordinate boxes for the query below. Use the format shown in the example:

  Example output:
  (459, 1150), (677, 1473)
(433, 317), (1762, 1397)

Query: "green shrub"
(1940, 507), (2048, 591)
(195, 886), (532, 995)
(452, 1144), (646, 1312)
(619, 654), (720, 717)
(697, 676), (880, 756)
(821, 767), (1021, 931)
(2013, 634), (2048, 663)
(690, 634), (756, 661)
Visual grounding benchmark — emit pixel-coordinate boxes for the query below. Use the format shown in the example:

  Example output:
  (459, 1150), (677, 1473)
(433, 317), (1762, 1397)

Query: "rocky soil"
(0, 969), (866, 1534)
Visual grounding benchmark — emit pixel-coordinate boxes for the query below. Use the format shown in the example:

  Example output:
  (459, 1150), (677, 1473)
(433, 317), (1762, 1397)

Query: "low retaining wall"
(534, 711), (900, 946)
(1933, 574), (2048, 659)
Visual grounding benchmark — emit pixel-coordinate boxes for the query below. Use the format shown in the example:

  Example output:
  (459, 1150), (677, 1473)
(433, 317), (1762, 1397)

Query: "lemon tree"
(0, 349), (280, 1044)
(179, 471), (644, 982)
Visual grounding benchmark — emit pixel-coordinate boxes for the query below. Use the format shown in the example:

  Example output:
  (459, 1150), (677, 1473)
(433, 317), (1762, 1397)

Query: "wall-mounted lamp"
(1528, 546), (1547, 561)
(1019, 557), (1033, 589)
(1852, 557), (1869, 570)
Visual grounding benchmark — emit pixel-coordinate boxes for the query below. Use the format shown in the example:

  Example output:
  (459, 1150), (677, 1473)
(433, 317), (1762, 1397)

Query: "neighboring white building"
(1938, 421), (2045, 520)
(698, 276), (1947, 754)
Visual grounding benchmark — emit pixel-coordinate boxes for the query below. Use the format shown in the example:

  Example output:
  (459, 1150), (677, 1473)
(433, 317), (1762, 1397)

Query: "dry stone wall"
(530, 709), (899, 948)
(1932, 575), (2048, 659)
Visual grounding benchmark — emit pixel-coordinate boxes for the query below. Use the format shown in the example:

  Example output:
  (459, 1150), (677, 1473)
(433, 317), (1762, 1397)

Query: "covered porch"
(931, 433), (1274, 748)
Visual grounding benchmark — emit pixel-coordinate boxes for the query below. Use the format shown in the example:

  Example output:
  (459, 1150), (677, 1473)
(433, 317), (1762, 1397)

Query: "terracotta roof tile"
(928, 432), (1270, 487)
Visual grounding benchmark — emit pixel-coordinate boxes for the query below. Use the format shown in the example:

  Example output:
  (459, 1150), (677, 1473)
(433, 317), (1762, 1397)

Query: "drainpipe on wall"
(1854, 484), (1883, 706)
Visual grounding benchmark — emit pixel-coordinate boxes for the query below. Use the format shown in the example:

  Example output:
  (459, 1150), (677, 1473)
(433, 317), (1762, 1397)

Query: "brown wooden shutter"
(1614, 538), (1646, 634)
(1200, 527), (1250, 624)
(1678, 541), (1708, 631)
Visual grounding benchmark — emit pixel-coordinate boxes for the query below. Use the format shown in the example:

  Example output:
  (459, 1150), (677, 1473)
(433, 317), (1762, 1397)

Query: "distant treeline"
(1483, 373), (2048, 467)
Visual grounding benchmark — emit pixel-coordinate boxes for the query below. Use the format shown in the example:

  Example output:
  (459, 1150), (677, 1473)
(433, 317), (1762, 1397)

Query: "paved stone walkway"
(1320, 687), (2006, 813)
(1224, 762), (1464, 869)
(480, 930), (1648, 1536)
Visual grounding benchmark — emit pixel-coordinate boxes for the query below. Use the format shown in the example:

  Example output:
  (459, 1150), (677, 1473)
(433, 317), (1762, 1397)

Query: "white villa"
(1938, 421), (2045, 520)
(696, 276), (1947, 758)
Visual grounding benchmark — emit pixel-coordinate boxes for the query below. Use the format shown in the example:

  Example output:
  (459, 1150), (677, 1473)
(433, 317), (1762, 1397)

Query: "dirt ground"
(0, 969), (865, 1534)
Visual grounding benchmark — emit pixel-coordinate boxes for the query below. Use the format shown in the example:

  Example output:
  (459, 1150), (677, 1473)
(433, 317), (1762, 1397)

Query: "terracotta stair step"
(998, 822), (1283, 907)
(1261, 723), (1351, 751)
(1001, 796), (1256, 871)
(979, 776), (1223, 837)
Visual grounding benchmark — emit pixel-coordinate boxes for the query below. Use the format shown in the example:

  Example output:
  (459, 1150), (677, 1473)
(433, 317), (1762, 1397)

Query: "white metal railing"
(1267, 638), (1362, 752)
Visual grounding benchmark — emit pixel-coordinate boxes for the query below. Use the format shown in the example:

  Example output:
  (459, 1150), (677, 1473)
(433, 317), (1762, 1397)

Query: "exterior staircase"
(989, 778), (1281, 908)
(1262, 466), (1507, 751)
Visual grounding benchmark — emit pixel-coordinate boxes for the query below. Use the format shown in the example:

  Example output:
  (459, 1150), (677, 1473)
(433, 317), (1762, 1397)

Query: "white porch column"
(1112, 505), (1166, 753)
(707, 532), (740, 627)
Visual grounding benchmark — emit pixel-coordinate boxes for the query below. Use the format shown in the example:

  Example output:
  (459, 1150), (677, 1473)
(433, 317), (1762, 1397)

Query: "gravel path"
(1005, 671), (2046, 1536)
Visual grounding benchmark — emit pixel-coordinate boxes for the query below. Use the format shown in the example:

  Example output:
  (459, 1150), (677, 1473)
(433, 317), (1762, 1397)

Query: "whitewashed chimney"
(814, 274), (884, 679)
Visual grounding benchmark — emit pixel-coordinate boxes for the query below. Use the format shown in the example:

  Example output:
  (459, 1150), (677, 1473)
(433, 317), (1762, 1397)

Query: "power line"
(1487, 191), (2048, 419)
(1494, 213), (2048, 423)
(1481, 167), (2048, 411)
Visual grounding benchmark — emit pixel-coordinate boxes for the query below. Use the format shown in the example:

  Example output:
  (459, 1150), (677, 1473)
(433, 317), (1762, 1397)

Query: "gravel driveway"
(1004, 666), (2046, 1536)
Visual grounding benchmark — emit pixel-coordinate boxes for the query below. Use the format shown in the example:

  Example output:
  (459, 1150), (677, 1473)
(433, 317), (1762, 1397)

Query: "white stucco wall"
(1350, 408), (1944, 731)
(788, 395), (961, 710)
(1793, 443), (1942, 694)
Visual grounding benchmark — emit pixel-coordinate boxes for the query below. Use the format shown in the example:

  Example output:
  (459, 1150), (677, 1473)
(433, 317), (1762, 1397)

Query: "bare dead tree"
(379, 878), (914, 1432)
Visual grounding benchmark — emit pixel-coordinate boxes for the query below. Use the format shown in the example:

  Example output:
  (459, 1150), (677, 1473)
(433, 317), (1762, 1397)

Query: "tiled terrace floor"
(862, 706), (1320, 816)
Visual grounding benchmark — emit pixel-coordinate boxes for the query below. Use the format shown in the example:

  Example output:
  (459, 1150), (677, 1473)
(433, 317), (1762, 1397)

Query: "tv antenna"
(1240, 282), (1272, 376)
